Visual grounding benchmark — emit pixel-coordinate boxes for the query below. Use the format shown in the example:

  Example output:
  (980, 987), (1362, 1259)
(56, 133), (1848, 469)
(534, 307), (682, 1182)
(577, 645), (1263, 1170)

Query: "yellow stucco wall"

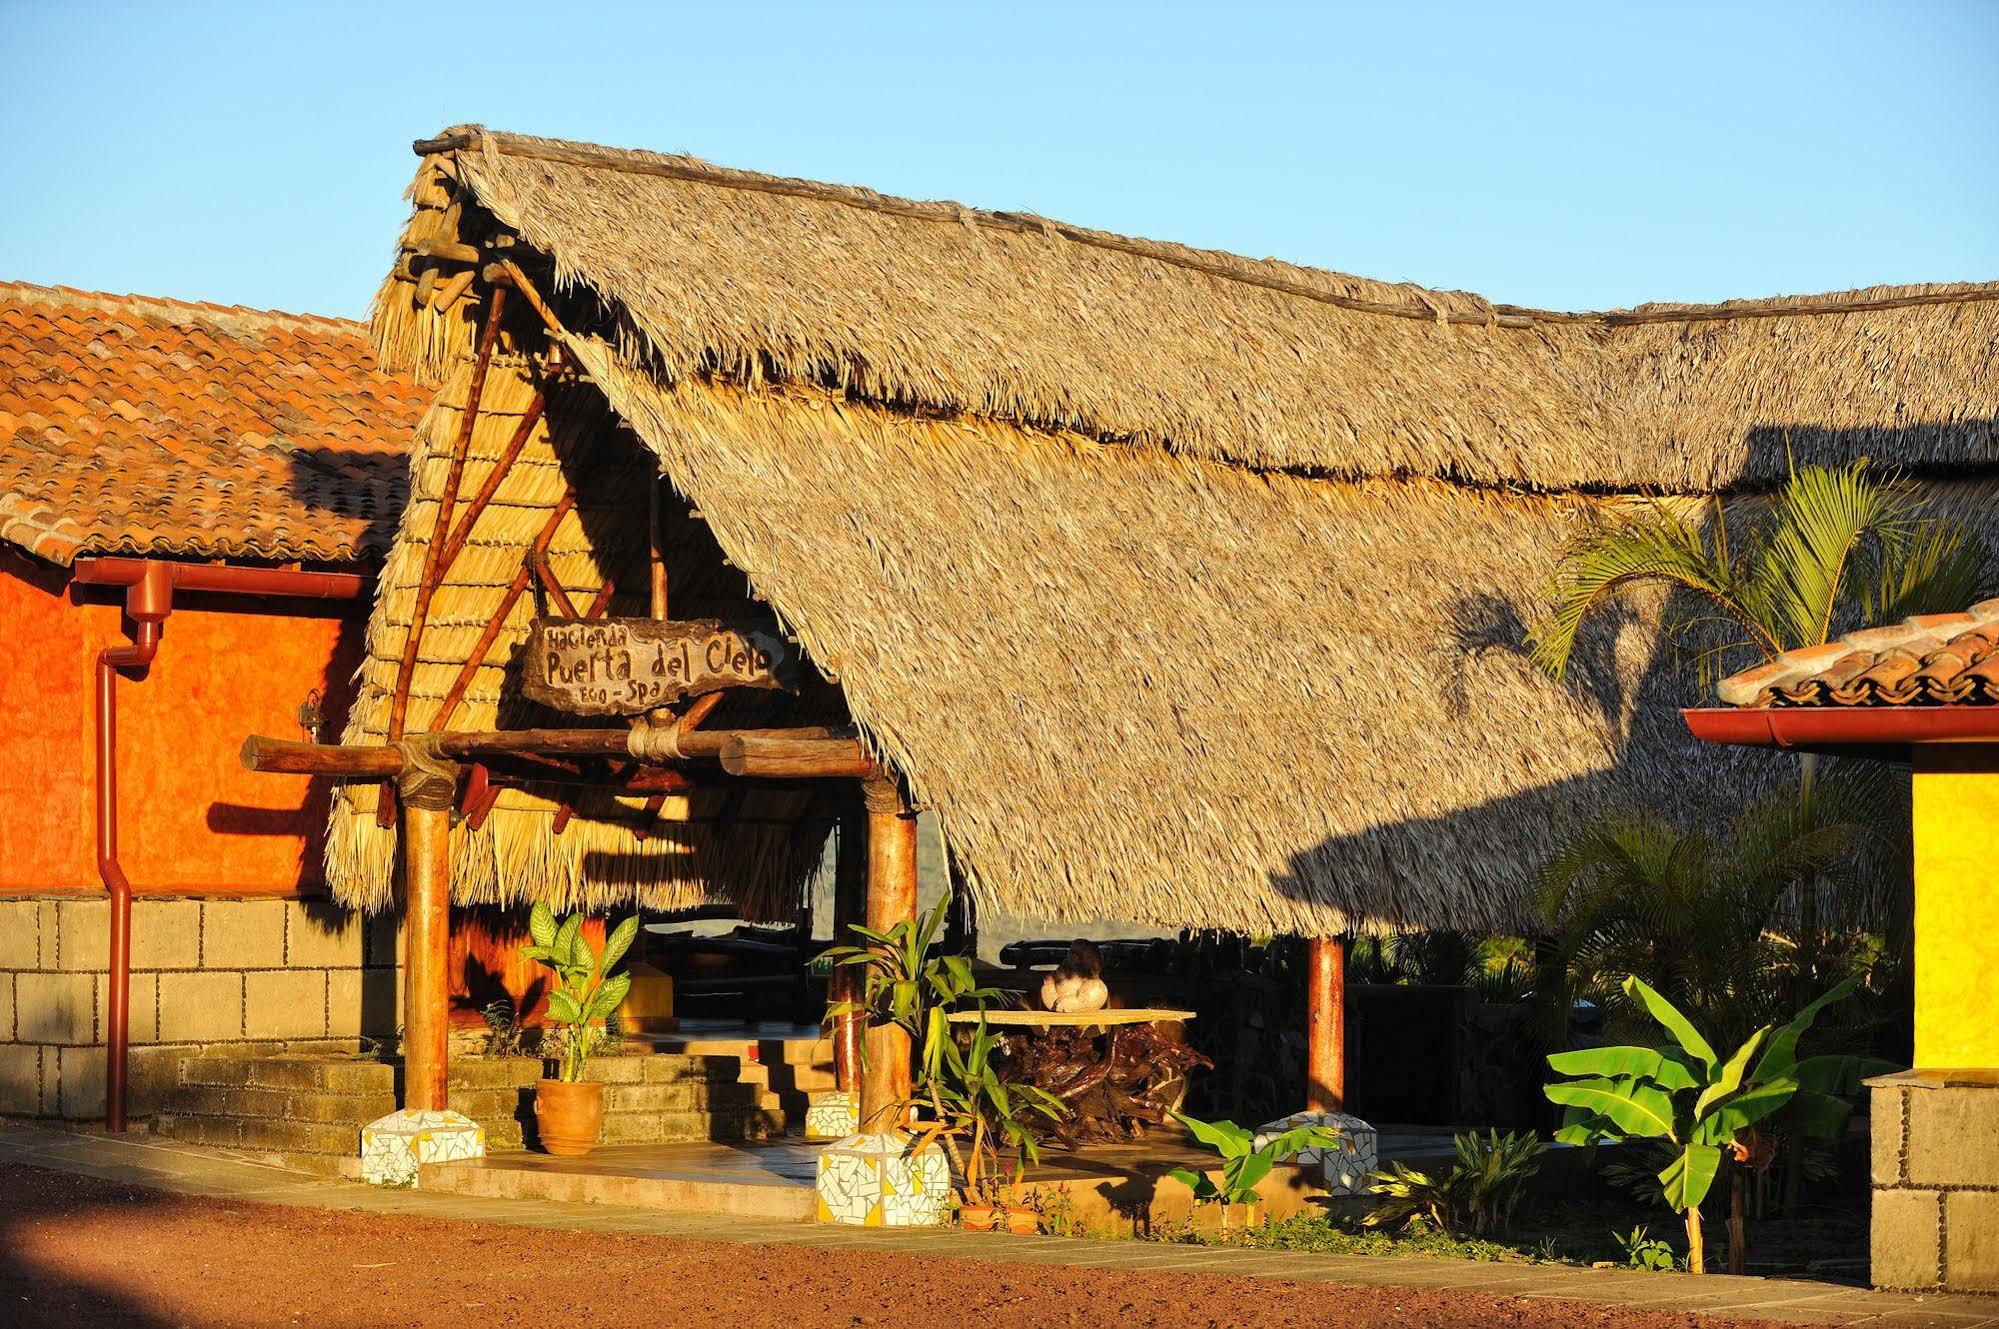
(1912, 747), (1999, 1069)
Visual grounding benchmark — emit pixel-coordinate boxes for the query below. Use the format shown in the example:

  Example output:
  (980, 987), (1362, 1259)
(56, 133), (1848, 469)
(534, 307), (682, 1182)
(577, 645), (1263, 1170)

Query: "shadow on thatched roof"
(343, 126), (1998, 934)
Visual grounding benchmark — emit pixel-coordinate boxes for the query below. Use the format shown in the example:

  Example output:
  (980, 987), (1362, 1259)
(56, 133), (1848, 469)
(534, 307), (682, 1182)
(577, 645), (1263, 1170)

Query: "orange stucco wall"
(0, 549), (365, 895)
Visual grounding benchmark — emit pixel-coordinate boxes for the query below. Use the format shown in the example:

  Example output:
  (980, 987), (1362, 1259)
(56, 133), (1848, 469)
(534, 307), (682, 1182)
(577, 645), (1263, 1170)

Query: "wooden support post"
(402, 803), (454, 1112)
(831, 794), (867, 1095)
(858, 777), (917, 1130)
(1305, 936), (1348, 1114)
(648, 477), (669, 619)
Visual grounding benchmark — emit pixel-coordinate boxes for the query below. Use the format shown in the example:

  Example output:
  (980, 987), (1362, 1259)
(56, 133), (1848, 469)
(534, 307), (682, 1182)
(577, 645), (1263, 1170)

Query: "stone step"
(446, 1078), (761, 1120)
(446, 1052), (752, 1090)
(161, 1050), (780, 1162)
(165, 1083), (396, 1125)
(598, 1105), (785, 1145)
(421, 1151), (814, 1220)
(177, 1054), (394, 1095)
(156, 1111), (364, 1158)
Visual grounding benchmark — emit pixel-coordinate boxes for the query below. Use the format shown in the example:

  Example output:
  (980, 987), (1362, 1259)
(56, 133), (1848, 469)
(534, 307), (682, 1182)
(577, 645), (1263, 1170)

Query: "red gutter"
(71, 557), (368, 1132)
(1684, 706), (1999, 753)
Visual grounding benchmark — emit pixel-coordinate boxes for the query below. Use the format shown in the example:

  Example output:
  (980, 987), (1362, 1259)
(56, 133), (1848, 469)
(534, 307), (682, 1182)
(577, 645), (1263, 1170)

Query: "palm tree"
(1535, 768), (1887, 1053)
(1528, 459), (1989, 984)
(1528, 460), (1989, 689)
(1529, 460), (1988, 1214)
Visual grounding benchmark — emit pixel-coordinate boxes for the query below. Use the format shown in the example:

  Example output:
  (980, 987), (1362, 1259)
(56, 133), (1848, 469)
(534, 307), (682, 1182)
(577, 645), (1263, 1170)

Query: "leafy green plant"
(1363, 1130), (1543, 1236)
(1454, 1130), (1544, 1234)
(1615, 1225), (1677, 1272)
(915, 1013), (1066, 1203)
(520, 905), (640, 1084)
(1536, 771), (1887, 1052)
(825, 892), (1064, 1199)
(825, 892), (1002, 1096)
(1544, 974), (1894, 1273)
(1363, 1160), (1458, 1233)
(1166, 1111), (1341, 1233)
(478, 997), (527, 1057)
(1028, 1184), (1081, 1237)
(1528, 459), (1990, 689)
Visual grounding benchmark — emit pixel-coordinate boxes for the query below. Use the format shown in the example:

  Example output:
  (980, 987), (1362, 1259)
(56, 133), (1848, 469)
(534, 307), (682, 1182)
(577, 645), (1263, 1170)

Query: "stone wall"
(1869, 1071), (1999, 1292)
(0, 895), (400, 1120)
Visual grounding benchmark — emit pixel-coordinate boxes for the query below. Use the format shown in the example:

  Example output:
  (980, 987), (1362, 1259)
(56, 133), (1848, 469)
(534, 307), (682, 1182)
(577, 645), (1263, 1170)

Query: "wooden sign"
(520, 617), (801, 716)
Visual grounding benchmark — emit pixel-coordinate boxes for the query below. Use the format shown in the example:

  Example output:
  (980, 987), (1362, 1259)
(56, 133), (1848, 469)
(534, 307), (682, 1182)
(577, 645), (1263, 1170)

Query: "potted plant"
(521, 904), (640, 1157)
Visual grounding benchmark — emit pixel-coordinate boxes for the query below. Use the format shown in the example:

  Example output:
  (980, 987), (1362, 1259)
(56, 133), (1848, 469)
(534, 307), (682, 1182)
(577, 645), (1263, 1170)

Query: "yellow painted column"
(1911, 746), (1999, 1069)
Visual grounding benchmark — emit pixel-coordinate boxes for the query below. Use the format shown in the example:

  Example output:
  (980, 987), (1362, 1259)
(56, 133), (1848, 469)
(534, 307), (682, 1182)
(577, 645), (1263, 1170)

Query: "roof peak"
(424, 124), (1999, 329)
(0, 279), (362, 335)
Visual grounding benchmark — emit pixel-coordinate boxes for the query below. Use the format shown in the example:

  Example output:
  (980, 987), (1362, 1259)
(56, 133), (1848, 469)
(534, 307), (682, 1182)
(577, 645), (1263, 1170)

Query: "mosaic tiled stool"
(1254, 1111), (1378, 1195)
(360, 1109), (485, 1187)
(815, 1131), (950, 1227)
(803, 1090), (860, 1141)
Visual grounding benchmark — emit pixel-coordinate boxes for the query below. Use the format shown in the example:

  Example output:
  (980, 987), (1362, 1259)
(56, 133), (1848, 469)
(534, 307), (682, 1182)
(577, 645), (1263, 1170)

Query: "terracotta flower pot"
(534, 1078), (605, 1156)
(958, 1204), (1001, 1232)
(1003, 1205), (1040, 1235)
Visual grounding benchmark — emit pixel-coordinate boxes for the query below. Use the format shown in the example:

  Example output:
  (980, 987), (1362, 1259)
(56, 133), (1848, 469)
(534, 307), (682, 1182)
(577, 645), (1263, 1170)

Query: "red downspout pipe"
(73, 557), (366, 1132)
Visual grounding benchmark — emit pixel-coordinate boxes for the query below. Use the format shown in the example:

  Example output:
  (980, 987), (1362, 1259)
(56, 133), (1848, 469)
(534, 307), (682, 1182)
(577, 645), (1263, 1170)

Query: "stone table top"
(944, 1008), (1196, 1026)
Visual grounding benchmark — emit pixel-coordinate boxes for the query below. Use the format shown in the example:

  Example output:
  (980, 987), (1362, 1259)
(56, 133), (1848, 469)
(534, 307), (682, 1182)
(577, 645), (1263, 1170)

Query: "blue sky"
(1, 1), (1992, 317)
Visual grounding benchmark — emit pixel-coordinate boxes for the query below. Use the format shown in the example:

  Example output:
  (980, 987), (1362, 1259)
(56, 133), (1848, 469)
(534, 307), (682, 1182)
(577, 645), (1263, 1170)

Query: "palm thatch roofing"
(342, 124), (1999, 935)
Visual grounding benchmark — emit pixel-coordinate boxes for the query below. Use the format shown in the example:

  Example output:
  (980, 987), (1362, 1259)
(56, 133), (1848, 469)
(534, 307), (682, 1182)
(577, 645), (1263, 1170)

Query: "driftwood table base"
(996, 1020), (1212, 1148)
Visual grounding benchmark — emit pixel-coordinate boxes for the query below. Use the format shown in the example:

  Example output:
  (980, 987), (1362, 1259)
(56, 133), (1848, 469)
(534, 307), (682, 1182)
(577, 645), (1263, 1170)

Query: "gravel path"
(0, 1163), (1792, 1329)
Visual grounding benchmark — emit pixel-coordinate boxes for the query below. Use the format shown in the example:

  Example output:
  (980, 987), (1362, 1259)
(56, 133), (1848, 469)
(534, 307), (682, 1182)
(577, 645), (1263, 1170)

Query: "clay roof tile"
(0, 280), (426, 567)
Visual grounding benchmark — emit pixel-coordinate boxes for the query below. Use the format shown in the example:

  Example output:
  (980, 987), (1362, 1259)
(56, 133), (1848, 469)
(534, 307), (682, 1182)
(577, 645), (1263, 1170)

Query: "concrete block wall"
(0, 896), (401, 1121)
(1870, 1073), (1999, 1292)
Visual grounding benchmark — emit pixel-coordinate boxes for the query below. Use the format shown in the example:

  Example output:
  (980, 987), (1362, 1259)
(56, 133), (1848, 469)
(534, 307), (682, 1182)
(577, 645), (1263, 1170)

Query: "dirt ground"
(0, 1164), (1788, 1329)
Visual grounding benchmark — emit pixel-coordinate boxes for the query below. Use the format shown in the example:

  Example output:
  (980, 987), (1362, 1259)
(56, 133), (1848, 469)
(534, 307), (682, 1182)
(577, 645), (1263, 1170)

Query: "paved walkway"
(3, 1124), (1995, 1328)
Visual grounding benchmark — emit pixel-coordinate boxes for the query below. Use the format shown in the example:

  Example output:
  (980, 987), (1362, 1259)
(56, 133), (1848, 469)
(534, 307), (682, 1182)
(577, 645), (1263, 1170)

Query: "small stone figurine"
(1040, 939), (1110, 1013)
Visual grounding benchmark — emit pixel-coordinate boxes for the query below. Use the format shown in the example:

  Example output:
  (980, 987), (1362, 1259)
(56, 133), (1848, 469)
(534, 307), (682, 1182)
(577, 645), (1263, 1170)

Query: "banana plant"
(1544, 974), (1894, 1273)
(521, 904), (641, 1084)
(1166, 1111), (1343, 1234)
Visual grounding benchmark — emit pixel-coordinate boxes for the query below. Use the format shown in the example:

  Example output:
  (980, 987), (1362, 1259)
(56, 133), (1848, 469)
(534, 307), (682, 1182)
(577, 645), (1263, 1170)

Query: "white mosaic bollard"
(360, 1109), (486, 1187)
(803, 1090), (860, 1142)
(815, 1131), (950, 1227)
(1255, 1111), (1378, 1195)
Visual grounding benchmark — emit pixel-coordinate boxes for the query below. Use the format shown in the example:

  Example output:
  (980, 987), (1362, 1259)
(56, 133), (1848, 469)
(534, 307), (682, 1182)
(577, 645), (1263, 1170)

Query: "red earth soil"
(0, 1164), (1785, 1329)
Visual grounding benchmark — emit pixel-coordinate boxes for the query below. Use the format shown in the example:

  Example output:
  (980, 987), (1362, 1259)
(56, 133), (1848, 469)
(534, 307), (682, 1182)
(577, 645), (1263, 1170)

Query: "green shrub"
(1364, 1129), (1544, 1236)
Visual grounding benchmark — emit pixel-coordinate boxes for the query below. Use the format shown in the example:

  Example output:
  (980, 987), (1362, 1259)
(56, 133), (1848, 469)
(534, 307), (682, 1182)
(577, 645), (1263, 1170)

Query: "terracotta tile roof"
(0, 281), (428, 567)
(1717, 601), (1999, 707)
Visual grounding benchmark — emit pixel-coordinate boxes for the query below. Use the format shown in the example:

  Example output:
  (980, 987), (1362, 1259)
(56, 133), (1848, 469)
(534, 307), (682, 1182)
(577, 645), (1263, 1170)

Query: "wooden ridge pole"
(241, 725), (849, 774)
(424, 134), (1999, 333)
(858, 777), (918, 1131)
(719, 733), (877, 780)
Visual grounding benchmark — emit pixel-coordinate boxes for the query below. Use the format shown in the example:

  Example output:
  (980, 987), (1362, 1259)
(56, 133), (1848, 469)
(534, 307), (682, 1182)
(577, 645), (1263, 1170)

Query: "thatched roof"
(347, 125), (1999, 934)
(325, 352), (835, 915)
(393, 128), (1999, 490)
